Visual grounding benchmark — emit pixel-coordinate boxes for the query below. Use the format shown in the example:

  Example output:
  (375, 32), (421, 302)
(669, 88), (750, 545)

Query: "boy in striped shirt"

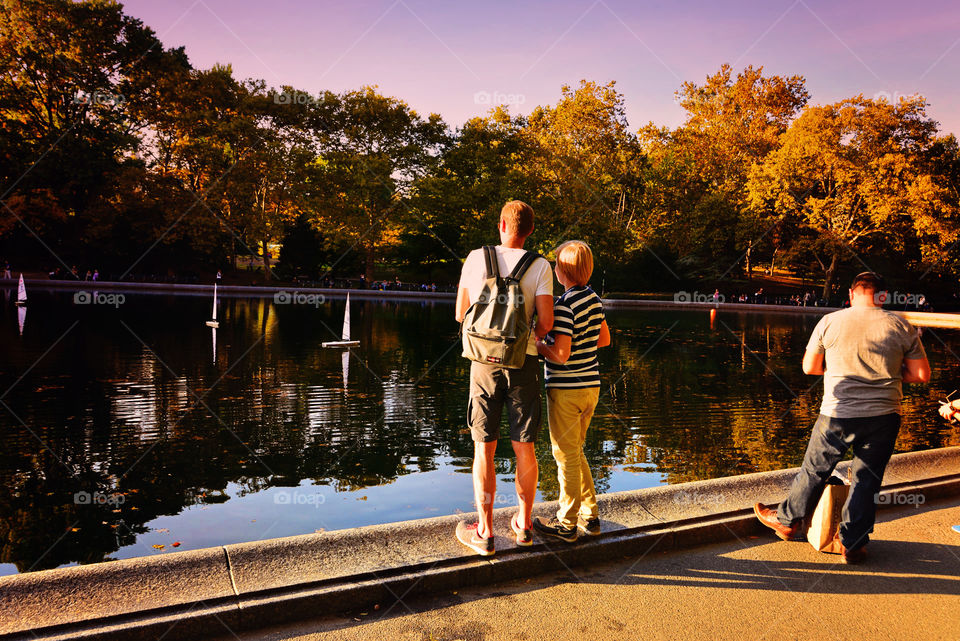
(533, 241), (611, 542)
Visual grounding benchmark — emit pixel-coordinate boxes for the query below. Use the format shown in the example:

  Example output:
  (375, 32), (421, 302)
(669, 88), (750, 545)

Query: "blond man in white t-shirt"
(454, 201), (554, 556)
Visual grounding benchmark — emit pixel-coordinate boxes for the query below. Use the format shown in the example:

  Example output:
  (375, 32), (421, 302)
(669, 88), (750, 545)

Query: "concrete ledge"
(4, 446), (959, 641)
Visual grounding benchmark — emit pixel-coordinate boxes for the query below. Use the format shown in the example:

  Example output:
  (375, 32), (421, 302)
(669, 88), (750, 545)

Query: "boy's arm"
(802, 350), (824, 375)
(597, 319), (611, 348)
(537, 334), (571, 364)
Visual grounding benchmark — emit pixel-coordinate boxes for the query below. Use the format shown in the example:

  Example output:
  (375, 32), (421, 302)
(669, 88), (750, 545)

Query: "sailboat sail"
(211, 283), (218, 320)
(342, 293), (351, 340)
(16, 274), (26, 304)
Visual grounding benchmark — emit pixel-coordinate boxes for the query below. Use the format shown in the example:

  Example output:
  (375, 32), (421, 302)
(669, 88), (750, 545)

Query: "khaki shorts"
(467, 358), (542, 443)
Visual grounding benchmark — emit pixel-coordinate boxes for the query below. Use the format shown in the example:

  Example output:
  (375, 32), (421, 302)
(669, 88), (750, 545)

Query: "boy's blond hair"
(500, 201), (534, 237)
(555, 240), (594, 286)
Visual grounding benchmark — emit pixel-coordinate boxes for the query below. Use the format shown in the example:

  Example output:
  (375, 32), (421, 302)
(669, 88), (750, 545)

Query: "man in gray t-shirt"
(755, 272), (930, 563)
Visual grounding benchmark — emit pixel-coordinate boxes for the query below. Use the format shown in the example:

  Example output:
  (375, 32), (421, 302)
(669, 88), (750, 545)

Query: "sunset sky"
(121, 0), (960, 135)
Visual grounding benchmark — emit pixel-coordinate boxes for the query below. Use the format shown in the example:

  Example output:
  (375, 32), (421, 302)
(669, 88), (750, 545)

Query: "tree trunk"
(261, 238), (272, 280)
(745, 241), (752, 281)
(770, 247), (778, 275)
(822, 252), (840, 302)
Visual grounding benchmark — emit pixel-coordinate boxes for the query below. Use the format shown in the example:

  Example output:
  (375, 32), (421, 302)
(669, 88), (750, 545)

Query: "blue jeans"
(778, 412), (901, 551)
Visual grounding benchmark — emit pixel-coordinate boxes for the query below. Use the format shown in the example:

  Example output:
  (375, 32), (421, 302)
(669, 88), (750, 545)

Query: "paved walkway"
(222, 498), (960, 641)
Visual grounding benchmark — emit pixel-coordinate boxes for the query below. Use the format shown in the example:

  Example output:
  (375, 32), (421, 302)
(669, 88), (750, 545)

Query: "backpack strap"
(507, 250), (541, 282)
(481, 245), (500, 280)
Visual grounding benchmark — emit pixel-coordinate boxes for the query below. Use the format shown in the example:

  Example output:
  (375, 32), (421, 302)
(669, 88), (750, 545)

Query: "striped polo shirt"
(545, 285), (605, 388)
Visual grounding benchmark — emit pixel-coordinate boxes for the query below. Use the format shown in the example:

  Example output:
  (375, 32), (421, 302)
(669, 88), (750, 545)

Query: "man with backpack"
(454, 200), (554, 556)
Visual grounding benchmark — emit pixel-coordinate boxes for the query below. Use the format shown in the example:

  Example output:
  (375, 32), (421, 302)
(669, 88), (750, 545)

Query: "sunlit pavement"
(220, 498), (960, 641)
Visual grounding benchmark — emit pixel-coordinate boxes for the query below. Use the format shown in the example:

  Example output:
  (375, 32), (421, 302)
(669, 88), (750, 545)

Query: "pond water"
(1, 290), (958, 575)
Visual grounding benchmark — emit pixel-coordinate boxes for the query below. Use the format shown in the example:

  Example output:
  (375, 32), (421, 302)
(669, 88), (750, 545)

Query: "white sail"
(18, 305), (26, 336)
(16, 274), (26, 304)
(211, 283), (218, 320)
(341, 292), (351, 341)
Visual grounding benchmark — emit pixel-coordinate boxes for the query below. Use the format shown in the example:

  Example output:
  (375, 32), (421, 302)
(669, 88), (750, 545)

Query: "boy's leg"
(547, 387), (590, 529)
(578, 387), (601, 521)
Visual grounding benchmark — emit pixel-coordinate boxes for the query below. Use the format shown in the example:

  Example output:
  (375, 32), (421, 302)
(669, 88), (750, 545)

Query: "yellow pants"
(546, 386), (600, 529)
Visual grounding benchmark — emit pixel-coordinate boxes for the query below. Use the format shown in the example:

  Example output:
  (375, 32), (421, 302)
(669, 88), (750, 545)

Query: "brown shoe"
(753, 503), (806, 542)
(835, 534), (868, 564)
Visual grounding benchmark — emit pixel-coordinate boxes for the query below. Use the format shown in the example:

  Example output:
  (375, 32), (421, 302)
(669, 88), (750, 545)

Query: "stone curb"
(2, 446), (958, 640)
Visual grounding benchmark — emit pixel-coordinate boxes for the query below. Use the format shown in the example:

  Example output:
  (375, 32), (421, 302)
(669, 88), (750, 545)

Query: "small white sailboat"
(205, 283), (219, 328)
(16, 274), (26, 306)
(322, 292), (360, 348)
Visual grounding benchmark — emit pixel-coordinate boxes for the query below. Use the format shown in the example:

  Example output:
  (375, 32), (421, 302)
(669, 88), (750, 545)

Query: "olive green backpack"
(461, 246), (540, 369)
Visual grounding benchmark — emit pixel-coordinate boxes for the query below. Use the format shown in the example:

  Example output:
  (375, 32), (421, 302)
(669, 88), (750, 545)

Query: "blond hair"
(500, 200), (534, 237)
(555, 240), (594, 286)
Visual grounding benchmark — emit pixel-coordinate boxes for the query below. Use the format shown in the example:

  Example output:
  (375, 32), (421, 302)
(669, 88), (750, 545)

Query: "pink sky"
(122, 0), (960, 135)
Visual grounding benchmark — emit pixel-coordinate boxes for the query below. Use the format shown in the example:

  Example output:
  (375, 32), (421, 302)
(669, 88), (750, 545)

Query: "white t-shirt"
(458, 246), (553, 355)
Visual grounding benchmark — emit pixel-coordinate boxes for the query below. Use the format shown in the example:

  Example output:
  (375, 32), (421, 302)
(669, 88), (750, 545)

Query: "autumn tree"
(747, 95), (953, 299)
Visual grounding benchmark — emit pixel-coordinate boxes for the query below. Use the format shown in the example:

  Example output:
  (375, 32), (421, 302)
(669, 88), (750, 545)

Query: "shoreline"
(3, 446), (958, 640)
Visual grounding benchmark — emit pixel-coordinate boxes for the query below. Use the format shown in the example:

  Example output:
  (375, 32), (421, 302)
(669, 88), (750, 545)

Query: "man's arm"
(802, 349), (825, 375)
(534, 294), (553, 339)
(902, 357), (931, 383)
(455, 287), (470, 323)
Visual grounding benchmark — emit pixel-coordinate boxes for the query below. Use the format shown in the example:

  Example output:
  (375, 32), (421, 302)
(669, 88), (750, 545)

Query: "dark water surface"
(1, 291), (958, 575)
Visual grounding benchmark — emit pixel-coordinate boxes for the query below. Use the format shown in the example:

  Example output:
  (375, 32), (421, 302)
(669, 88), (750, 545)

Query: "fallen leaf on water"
(171, 542), (181, 547)
(152, 544), (165, 550)
(156, 528), (170, 533)
(70, 527), (80, 532)
(357, 496), (367, 501)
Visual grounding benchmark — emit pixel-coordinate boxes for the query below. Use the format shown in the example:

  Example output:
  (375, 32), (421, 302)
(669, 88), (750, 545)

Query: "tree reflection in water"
(1, 295), (957, 572)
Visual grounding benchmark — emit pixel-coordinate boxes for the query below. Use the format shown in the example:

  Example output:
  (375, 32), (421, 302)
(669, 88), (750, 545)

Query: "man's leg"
(778, 414), (850, 526)
(474, 440), (498, 538)
(841, 413), (900, 551)
(511, 440), (538, 529)
(467, 362), (505, 539)
(505, 358), (543, 529)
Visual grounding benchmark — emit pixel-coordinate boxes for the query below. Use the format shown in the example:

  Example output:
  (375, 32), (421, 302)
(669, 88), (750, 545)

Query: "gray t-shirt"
(806, 307), (927, 418)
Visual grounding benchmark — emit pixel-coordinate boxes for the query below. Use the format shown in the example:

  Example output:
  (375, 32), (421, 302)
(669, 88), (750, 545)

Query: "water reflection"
(0, 293), (958, 574)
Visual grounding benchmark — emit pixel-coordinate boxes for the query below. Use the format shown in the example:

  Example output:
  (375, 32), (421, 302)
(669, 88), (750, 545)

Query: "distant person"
(216, 270), (222, 281)
(533, 241), (610, 543)
(92, 269), (99, 282)
(755, 272), (930, 563)
(84, 269), (91, 281)
(454, 200), (553, 555)
(2, 261), (11, 279)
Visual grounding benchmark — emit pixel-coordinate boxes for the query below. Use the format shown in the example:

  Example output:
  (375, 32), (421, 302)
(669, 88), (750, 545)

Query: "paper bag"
(806, 476), (849, 553)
